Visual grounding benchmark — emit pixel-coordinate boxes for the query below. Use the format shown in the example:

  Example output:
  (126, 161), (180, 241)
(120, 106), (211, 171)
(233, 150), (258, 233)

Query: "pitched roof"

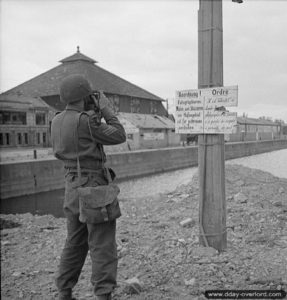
(0, 94), (50, 110)
(59, 47), (97, 64)
(237, 116), (280, 126)
(2, 48), (163, 102)
(119, 112), (175, 129)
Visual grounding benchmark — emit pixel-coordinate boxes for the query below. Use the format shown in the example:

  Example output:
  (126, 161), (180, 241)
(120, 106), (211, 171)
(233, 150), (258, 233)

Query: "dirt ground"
(1, 164), (287, 300)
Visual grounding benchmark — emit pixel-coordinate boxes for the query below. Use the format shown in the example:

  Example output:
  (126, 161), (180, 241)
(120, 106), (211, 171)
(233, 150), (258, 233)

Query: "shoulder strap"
(74, 112), (84, 181)
(74, 112), (112, 184)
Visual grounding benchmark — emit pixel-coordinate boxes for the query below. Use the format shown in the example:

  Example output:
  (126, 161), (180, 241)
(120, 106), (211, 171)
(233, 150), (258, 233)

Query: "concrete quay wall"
(1, 139), (287, 200)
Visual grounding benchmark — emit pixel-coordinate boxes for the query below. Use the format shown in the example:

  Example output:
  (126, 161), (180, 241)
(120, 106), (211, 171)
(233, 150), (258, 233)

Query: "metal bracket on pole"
(199, 27), (223, 32)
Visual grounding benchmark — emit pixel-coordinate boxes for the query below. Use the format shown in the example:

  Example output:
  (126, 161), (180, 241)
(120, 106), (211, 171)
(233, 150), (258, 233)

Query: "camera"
(93, 91), (100, 101)
(84, 91), (101, 112)
(83, 91), (102, 125)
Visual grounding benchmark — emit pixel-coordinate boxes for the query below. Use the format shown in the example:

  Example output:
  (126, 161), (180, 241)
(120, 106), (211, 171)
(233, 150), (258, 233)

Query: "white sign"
(175, 89), (203, 133)
(176, 90), (204, 109)
(143, 132), (164, 140)
(204, 111), (237, 134)
(175, 85), (238, 134)
(202, 86), (238, 109)
(175, 110), (204, 134)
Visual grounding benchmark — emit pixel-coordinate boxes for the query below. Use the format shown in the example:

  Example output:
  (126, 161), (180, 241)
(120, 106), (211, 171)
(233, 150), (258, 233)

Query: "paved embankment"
(1, 139), (287, 199)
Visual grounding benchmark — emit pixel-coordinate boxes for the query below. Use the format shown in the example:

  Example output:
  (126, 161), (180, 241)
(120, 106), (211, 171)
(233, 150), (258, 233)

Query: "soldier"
(51, 74), (126, 300)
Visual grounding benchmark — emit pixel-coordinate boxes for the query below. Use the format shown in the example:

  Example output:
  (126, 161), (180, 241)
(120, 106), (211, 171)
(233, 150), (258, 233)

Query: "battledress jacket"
(51, 104), (126, 170)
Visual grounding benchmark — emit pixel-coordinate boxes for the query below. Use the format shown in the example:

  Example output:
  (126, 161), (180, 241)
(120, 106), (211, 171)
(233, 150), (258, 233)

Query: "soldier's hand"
(86, 110), (102, 127)
(98, 91), (110, 110)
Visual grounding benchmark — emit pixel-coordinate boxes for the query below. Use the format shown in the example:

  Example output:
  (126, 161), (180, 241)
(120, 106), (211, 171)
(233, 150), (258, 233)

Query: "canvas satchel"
(77, 170), (121, 224)
(74, 112), (122, 224)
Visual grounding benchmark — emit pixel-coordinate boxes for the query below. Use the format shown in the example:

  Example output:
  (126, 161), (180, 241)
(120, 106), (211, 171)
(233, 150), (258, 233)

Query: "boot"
(58, 296), (77, 300)
(58, 289), (77, 300)
(95, 293), (112, 300)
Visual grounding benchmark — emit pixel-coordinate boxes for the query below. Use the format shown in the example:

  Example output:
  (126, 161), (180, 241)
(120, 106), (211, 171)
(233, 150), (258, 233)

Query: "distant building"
(0, 94), (55, 148)
(2, 47), (168, 115)
(180, 116), (283, 145)
(282, 124), (287, 136)
(103, 113), (179, 152)
(120, 113), (178, 150)
(1, 47), (179, 149)
(229, 116), (282, 142)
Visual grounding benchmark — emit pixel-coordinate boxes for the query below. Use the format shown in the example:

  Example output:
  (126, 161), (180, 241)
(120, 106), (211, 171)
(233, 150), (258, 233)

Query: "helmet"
(59, 74), (92, 104)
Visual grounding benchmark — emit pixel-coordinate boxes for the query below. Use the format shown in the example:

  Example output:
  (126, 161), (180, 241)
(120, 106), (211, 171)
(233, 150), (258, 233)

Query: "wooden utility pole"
(198, 0), (227, 251)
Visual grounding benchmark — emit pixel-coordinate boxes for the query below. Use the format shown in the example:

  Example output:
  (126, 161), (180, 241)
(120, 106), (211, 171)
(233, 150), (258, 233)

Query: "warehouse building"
(229, 116), (282, 142)
(0, 47), (179, 149)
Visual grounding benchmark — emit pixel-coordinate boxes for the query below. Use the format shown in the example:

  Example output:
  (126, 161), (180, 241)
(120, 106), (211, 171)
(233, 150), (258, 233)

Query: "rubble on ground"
(1, 165), (287, 299)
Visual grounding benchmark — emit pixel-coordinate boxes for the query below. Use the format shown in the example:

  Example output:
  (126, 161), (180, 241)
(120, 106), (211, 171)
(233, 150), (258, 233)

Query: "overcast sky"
(1, 0), (287, 122)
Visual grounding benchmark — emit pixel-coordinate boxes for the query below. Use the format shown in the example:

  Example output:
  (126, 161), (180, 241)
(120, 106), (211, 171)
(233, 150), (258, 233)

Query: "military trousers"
(55, 169), (118, 297)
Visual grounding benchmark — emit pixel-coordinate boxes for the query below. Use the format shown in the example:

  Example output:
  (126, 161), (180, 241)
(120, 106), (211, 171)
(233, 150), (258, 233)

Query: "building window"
(6, 133), (10, 145)
(150, 101), (158, 114)
(37, 133), (41, 144)
(13, 112), (26, 124)
(36, 112), (46, 125)
(0, 111), (26, 125)
(18, 133), (22, 145)
(0, 133), (3, 145)
(24, 133), (28, 144)
(1, 112), (10, 124)
(131, 98), (140, 113)
(43, 132), (46, 144)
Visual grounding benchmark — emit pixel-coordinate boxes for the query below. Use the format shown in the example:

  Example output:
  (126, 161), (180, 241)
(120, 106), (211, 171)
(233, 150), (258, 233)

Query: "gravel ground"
(1, 164), (287, 300)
